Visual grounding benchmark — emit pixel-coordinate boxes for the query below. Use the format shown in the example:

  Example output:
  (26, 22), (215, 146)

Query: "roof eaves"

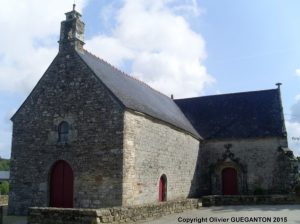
(126, 108), (202, 140)
(77, 49), (201, 139)
(175, 88), (278, 101)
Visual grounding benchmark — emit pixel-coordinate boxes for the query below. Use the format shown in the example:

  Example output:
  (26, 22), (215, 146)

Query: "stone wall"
(198, 137), (292, 195)
(0, 196), (8, 205)
(9, 48), (125, 215)
(122, 111), (200, 205)
(28, 199), (199, 224)
(202, 195), (300, 207)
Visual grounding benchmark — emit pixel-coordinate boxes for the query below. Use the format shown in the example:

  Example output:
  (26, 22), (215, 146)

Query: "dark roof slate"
(77, 50), (200, 138)
(0, 171), (9, 180)
(175, 89), (285, 139)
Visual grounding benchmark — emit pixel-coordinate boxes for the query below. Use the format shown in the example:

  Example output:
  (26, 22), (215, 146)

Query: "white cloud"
(86, 35), (135, 67)
(296, 69), (300, 77)
(286, 95), (300, 156)
(0, 0), (89, 158)
(290, 99), (300, 124)
(85, 0), (214, 98)
(286, 121), (300, 156)
(169, 0), (204, 17)
(0, 128), (12, 159)
(0, 0), (88, 93)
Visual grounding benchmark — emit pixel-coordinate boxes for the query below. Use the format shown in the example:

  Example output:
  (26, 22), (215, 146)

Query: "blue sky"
(0, 0), (300, 158)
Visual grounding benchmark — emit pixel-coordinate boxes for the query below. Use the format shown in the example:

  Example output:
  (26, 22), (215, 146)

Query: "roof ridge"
(175, 88), (278, 101)
(76, 49), (200, 138)
(82, 49), (170, 99)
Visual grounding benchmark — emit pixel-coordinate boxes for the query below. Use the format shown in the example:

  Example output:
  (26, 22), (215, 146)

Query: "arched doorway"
(159, 175), (167, 202)
(50, 160), (74, 208)
(222, 167), (238, 195)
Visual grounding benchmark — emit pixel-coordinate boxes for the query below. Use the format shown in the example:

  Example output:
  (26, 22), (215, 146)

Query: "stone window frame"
(49, 115), (77, 146)
(58, 121), (70, 144)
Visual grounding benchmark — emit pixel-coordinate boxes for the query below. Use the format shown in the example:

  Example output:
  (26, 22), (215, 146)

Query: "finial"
(276, 83), (282, 89)
(73, 3), (76, 11)
(171, 94), (174, 99)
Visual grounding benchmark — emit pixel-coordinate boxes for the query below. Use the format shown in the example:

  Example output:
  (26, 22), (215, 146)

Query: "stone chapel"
(8, 6), (295, 215)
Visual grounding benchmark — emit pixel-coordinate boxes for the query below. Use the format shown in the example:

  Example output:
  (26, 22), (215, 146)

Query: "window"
(58, 121), (69, 143)
(159, 174), (167, 202)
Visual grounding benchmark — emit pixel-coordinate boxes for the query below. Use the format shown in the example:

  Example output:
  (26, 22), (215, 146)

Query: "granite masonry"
(198, 138), (294, 195)
(123, 111), (199, 205)
(9, 44), (125, 215)
(0, 196), (8, 205)
(28, 199), (199, 224)
(8, 5), (296, 217)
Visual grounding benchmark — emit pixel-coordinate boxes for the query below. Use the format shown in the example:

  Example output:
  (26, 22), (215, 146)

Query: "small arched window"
(158, 174), (167, 202)
(58, 121), (69, 143)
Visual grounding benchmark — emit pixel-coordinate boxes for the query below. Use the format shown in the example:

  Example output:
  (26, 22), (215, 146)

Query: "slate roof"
(0, 171), (9, 181)
(175, 89), (286, 139)
(77, 50), (200, 139)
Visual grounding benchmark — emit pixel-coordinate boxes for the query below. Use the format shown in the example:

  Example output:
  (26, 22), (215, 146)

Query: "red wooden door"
(159, 176), (166, 202)
(50, 160), (73, 208)
(222, 167), (238, 195)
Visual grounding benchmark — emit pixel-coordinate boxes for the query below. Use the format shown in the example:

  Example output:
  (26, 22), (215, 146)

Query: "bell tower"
(59, 4), (85, 52)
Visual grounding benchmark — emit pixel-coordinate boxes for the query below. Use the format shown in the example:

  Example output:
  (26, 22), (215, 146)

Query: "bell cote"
(59, 4), (85, 52)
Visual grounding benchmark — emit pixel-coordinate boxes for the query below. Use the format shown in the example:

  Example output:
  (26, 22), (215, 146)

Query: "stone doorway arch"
(210, 144), (247, 195)
(50, 160), (74, 208)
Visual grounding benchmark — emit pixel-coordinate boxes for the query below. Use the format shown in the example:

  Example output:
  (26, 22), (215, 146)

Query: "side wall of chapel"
(122, 111), (200, 205)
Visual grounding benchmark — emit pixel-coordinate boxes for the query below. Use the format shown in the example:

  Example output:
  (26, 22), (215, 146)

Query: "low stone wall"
(28, 199), (199, 224)
(0, 196), (8, 205)
(0, 206), (3, 224)
(29, 208), (99, 224)
(202, 195), (300, 207)
(0, 205), (8, 224)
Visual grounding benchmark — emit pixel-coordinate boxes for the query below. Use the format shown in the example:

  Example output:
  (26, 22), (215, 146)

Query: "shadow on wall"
(188, 144), (206, 198)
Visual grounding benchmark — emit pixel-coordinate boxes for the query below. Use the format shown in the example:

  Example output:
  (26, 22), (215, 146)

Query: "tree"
(0, 181), (9, 195)
(0, 159), (10, 171)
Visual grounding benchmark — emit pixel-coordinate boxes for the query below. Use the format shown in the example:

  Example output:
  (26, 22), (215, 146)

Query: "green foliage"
(0, 181), (9, 195)
(295, 173), (300, 184)
(253, 186), (265, 195)
(0, 159), (10, 171)
(294, 183), (300, 197)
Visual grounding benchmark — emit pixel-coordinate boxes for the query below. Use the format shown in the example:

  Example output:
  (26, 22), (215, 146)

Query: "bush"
(253, 186), (265, 195)
(294, 183), (300, 197)
(0, 159), (10, 171)
(0, 181), (9, 195)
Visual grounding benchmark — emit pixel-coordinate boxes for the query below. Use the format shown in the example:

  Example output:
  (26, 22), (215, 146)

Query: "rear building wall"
(198, 137), (293, 195)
